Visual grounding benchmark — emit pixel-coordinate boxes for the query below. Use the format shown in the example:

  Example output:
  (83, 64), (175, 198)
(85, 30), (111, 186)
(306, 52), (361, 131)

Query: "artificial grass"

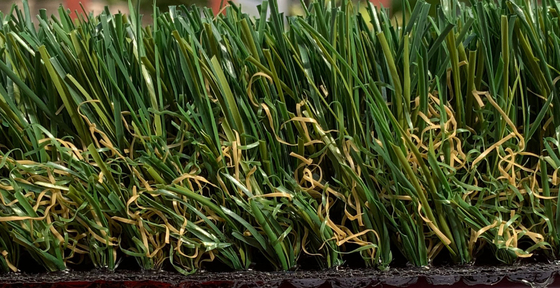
(0, 0), (558, 274)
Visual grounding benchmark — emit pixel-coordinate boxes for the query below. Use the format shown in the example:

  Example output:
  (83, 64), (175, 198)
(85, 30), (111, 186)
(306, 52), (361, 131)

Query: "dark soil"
(0, 262), (559, 288)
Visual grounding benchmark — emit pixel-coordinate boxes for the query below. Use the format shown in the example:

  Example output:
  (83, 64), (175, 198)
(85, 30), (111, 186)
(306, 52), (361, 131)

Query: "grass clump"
(0, 0), (559, 274)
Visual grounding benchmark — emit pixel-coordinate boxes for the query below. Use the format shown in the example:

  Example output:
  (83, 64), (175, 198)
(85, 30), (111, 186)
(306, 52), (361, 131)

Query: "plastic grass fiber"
(0, 0), (560, 275)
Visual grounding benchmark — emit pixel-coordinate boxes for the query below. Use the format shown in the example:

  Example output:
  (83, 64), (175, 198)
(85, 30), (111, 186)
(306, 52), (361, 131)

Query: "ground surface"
(0, 263), (558, 287)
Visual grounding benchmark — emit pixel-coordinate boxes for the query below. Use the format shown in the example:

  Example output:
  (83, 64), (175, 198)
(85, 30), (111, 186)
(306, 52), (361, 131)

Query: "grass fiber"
(0, 0), (559, 274)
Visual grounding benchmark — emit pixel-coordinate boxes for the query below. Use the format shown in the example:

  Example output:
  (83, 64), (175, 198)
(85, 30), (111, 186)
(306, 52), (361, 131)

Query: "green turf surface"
(0, 0), (559, 274)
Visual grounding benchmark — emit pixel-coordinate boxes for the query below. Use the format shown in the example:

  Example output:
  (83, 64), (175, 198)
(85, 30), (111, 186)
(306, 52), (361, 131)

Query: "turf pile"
(0, 0), (559, 274)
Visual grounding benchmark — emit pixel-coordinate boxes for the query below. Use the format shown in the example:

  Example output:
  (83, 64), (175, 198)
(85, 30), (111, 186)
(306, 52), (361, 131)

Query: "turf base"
(0, 263), (557, 288)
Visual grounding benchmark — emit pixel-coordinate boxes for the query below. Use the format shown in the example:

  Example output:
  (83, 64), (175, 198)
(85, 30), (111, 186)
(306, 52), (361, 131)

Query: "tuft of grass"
(0, 0), (559, 273)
